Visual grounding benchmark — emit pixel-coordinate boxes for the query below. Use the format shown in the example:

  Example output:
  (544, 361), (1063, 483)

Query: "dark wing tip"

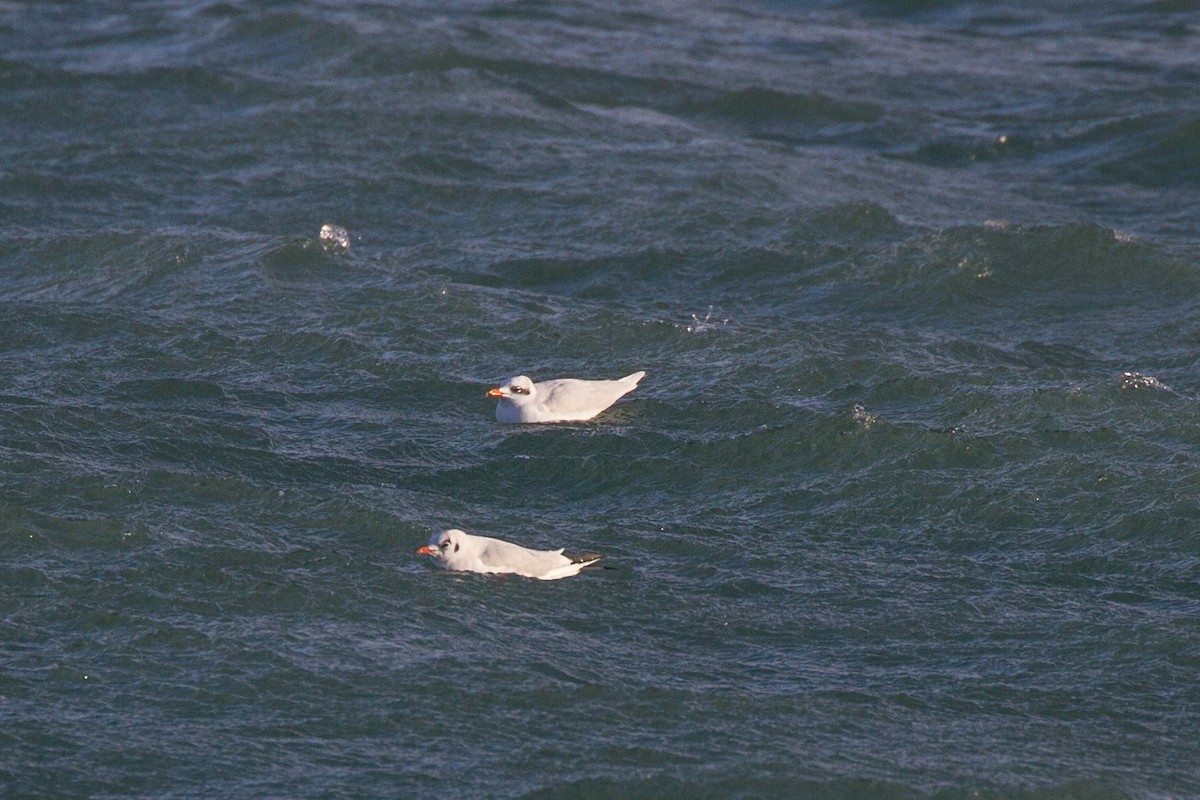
(568, 552), (604, 564)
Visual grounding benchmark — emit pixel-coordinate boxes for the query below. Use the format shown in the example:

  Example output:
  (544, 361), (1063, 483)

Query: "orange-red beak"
(486, 387), (504, 398)
(415, 545), (435, 555)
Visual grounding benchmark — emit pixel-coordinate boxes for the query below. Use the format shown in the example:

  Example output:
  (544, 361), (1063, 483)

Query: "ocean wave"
(0, 229), (271, 304)
(473, 248), (688, 298)
(423, 213), (1197, 337)
(1089, 113), (1200, 188)
(890, 133), (1038, 168)
(694, 85), (879, 124)
(520, 774), (1132, 800)
(847, 221), (1198, 319)
(386, 44), (879, 142)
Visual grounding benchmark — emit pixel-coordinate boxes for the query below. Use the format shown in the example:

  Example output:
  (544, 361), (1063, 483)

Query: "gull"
(486, 371), (646, 423)
(415, 528), (603, 580)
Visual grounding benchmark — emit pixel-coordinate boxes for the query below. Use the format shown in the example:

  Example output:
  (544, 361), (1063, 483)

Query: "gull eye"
(511, 385), (530, 395)
(440, 540), (451, 550)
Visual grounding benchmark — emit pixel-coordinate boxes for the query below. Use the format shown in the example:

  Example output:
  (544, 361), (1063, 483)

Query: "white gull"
(486, 371), (646, 423)
(416, 528), (604, 580)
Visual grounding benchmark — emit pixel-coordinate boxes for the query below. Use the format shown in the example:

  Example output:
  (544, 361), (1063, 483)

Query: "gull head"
(486, 375), (536, 404)
(415, 528), (470, 568)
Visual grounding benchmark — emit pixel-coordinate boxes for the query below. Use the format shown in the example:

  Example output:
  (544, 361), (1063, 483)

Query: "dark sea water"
(3, 1), (1200, 798)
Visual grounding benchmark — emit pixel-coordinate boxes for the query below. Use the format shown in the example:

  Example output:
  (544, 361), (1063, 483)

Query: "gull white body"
(487, 371), (646, 423)
(416, 529), (603, 580)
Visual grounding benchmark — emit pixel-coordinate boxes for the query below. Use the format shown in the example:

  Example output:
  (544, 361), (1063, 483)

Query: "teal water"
(3, 2), (1200, 798)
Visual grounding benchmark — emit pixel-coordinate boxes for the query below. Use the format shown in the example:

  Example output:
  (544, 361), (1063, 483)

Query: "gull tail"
(568, 552), (604, 567)
(538, 552), (606, 580)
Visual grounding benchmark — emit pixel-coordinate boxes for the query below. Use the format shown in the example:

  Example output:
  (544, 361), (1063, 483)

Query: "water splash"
(685, 306), (731, 333)
(1118, 371), (1168, 391)
(851, 403), (878, 429)
(319, 224), (351, 253)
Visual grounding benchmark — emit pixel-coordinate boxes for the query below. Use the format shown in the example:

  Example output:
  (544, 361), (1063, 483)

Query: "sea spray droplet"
(319, 224), (350, 253)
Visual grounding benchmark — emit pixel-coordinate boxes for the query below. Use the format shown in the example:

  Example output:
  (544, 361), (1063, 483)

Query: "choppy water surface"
(2, 1), (1199, 798)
